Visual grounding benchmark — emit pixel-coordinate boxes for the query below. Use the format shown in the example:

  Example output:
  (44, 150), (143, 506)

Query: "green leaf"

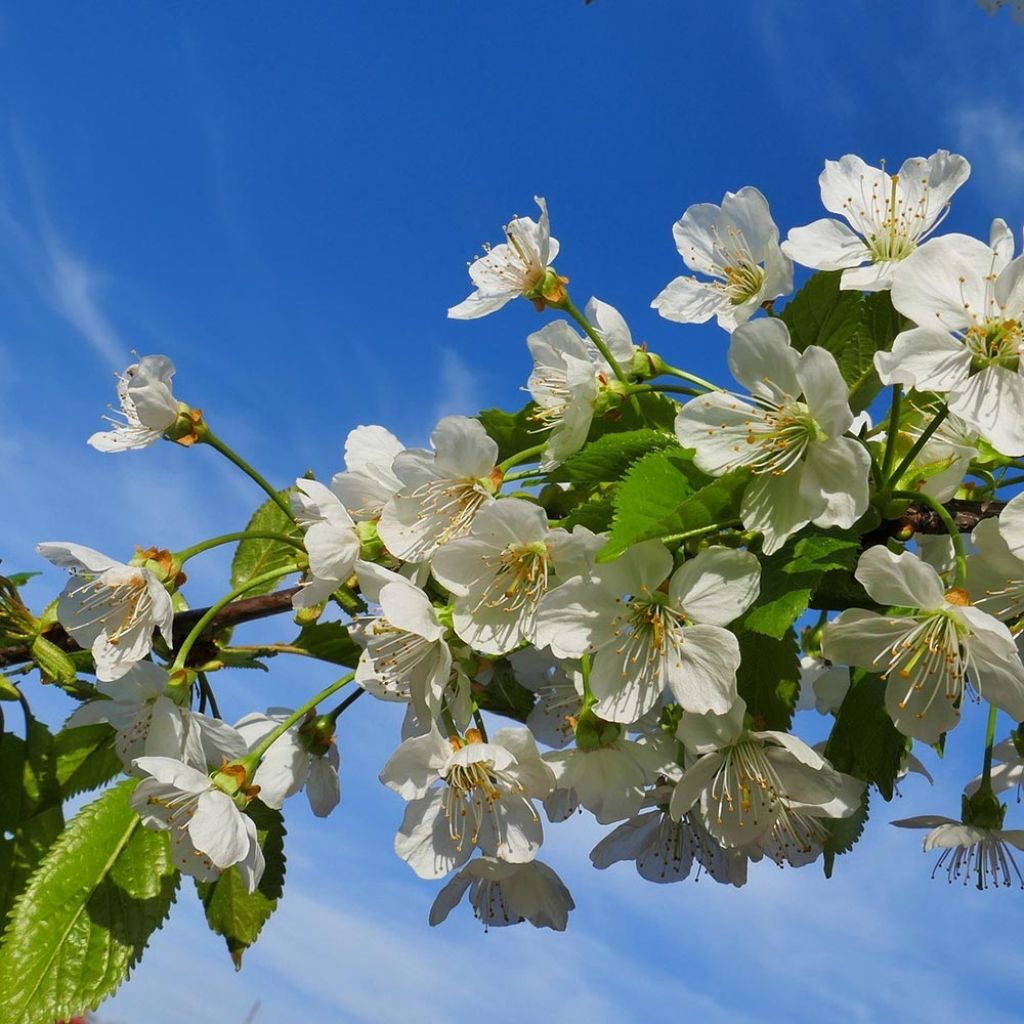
(0, 779), (179, 1024)
(54, 723), (123, 799)
(742, 531), (861, 639)
(780, 271), (899, 413)
(560, 493), (615, 533)
(0, 721), (64, 932)
(196, 800), (285, 970)
(822, 786), (870, 878)
(824, 669), (905, 800)
(471, 658), (535, 723)
(599, 452), (745, 562)
(5, 572), (41, 588)
(0, 674), (20, 701)
(735, 628), (800, 732)
(291, 621), (361, 667)
(478, 404), (545, 462)
(230, 492), (301, 597)
(558, 430), (678, 485)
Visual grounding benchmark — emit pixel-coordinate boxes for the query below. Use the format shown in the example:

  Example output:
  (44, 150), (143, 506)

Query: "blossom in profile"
(875, 221), (1024, 455)
(892, 815), (1024, 889)
(968, 491), (1024, 623)
(290, 479), (360, 609)
(652, 186), (792, 331)
(330, 425), (405, 521)
(37, 542), (174, 681)
(428, 856), (574, 930)
(448, 197), (562, 319)
(675, 318), (870, 554)
(88, 355), (180, 452)
(783, 151), (970, 290)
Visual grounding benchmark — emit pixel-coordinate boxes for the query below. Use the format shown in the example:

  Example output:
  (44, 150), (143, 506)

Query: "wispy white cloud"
(433, 346), (481, 422)
(0, 134), (127, 365)
(949, 100), (1024, 196)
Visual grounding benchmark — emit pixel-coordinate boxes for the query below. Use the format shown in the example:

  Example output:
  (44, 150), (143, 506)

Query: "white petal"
(670, 546), (761, 627)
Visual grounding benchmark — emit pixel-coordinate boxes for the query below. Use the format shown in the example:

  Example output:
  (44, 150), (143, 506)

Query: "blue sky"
(3, 2), (1024, 1021)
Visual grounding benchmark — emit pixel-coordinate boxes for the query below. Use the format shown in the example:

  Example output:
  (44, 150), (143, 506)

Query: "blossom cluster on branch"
(3, 147), (1024, 1023)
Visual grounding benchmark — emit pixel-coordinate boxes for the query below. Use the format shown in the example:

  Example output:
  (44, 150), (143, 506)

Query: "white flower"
(590, 806), (746, 885)
(675, 318), (870, 554)
(670, 699), (848, 849)
(132, 755), (265, 891)
(822, 547), (1024, 743)
(448, 197), (560, 319)
(652, 186), (792, 331)
(891, 815), (1024, 889)
(88, 355), (180, 452)
(965, 738), (1024, 800)
(513, 651), (584, 749)
(969, 491), (1024, 623)
(37, 542), (174, 681)
(290, 479), (360, 609)
(67, 662), (246, 771)
(379, 727), (554, 878)
(428, 857), (574, 930)
(526, 300), (635, 469)
(331, 425), (405, 521)
(431, 498), (599, 656)
(889, 405), (979, 503)
(378, 416), (498, 563)
(535, 541), (760, 722)
(795, 655), (850, 715)
(543, 732), (675, 824)
(235, 708), (340, 818)
(875, 226), (1024, 455)
(783, 151), (970, 291)
(353, 560), (452, 727)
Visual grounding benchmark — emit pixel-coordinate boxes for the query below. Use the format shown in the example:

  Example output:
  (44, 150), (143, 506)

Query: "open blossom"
(37, 542), (174, 681)
(132, 756), (265, 891)
(526, 299), (635, 469)
(67, 662), (246, 771)
(783, 151), (970, 291)
(235, 708), (340, 818)
(428, 857), (574, 930)
(535, 541), (760, 723)
(892, 815), (1024, 889)
(379, 727), (554, 878)
(652, 186), (792, 331)
(88, 354), (180, 452)
(822, 547), (1024, 743)
(875, 222), (1024, 455)
(431, 498), (600, 656)
(291, 478), (360, 609)
(675, 318), (870, 554)
(670, 699), (851, 849)
(331, 425), (405, 521)
(448, 197), (561, 319)
(353, 560), (452, 728)
(968, 491), (1024, 622)
(795, 655), (850, 715)
(378, 416), (497, 563)
(590, 806), (747, 885)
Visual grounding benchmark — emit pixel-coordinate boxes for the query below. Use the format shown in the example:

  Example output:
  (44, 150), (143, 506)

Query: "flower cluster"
(26, 150), (1024, 955)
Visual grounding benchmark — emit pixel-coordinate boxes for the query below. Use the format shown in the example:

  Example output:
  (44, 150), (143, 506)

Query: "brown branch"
(0, 586), (302, 669)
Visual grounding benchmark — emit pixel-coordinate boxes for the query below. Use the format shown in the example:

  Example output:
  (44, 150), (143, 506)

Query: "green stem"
(892, 489), (967, 586)
(472, 706), (489, 741)
(174, 531), (303, 564)
(657, 363), (721, 393)
(558, 294), (647, 422)
(326, 686), (366, 723)
(997, 475), (1024, 489)
(659, 520), (741, 545)
(243, 672), (356, 767)
(196, 424), (295, 521)
(981, 702), (999, 792)
(630, 383), (701, 398)
(501, 469), (546, 485)
(879, 385), (903, 482)
(498, 444), (547, 473)
(888, 405), (949, 487)
(171, 566), (297, 670)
